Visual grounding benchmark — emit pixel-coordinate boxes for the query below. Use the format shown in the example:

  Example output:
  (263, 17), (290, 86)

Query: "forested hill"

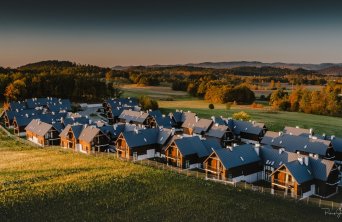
(17, 60), (109, 74)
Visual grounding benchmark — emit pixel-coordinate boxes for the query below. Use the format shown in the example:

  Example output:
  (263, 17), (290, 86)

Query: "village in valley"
(1, 96), (341, 201)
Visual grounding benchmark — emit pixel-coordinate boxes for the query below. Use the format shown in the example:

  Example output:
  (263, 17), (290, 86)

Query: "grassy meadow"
(0, 132), (338, 222)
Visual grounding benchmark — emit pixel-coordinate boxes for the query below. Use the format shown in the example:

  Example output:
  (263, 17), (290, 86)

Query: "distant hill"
(19, 60), (76, 70)
(185, 61), (342, 70)
(318, 66), (342, 75)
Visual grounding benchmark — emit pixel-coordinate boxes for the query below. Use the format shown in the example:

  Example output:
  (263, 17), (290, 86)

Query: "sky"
(1, 0), (342, 68)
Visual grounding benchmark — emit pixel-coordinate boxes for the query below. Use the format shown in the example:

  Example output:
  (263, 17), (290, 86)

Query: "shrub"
(208, 104), (214, 109)
(232, 111), (251, 121)
(139, 95), (159, 110)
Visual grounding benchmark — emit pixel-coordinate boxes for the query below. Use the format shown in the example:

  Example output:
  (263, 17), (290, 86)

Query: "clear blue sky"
(1, 0), (342, 67)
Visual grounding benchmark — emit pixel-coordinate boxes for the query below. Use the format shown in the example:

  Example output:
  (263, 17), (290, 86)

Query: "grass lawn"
(0, 133), (337, 222)
(159, 100), (342, 137)
(121, 84), (197, 101)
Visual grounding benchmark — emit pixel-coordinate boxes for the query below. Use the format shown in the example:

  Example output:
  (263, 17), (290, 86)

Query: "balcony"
(272, 179), (295, 187)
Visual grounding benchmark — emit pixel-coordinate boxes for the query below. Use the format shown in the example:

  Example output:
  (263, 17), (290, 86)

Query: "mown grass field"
(160, 102), (342, 137)
(0, 132), (338, 222)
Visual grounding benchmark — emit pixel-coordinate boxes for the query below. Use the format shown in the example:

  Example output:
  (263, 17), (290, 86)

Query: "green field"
(0, 132), (337, 222)
(160, 103), (342, 137)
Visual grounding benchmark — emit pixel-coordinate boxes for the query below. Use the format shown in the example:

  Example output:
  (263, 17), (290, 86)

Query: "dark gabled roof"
(52, 122), (64, 133)
(63, 116), (90, 126)
(261, 133), (331, 156)
(122, 128), (171, 148)
(14, 116), (36, 127)
(59, 124), (84, 139)
(260, 131), (282, 145)
(154, 115), (174, 129)
(78, 126), (102, 143)
(26, 97), (58, 109)
(214, 144), (260, 169)
(309, 157), (336, 182)
(202, 139), (222, 152)
(173, 136), (216, 158)
(171, 111), (197, 124)
(106, 98), (139, 108)
(227, 119), (265, 136)
(119, 110), (150, 124)
(9, 101), (27, 110)
(205, 124), (229, 138)
(110, 106), (130, 117)
(259, 145), (301, 168)
(47, 99), (72, 112)
(283, 161), (313, 184)
(260, 146), (336, 182)
(148, 110), (163, 118)
(283, 126), (312, 137)
(332, 137), (342, 153)
(25, 119), (53, 136)
(193, 119), (213, 134)
(211, 116), (226, 125)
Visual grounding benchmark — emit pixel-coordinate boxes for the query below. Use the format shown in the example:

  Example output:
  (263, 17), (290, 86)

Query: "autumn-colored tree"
(232, 111), (251, 121)
(4, 79), (27, 101)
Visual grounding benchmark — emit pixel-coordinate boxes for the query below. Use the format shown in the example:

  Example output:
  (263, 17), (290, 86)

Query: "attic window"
(144, 138), (147, 142)
(234, 126), (237, 129)
(304, 145), (307, 149)
(271, 139), (274, 142)
(240, 156), (244, 161)
(279, 140), (282, 144)
(245, 128), (248, 131)
(266, 160), (270, 164)
(307, 169), (312, 175)
(160, 137), (164, 141)
(279, 161), (283, 166)
(271, 161), (274, 165)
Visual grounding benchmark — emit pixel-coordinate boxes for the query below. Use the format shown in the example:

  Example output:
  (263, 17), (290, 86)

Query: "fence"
(2, 126), (341, 211)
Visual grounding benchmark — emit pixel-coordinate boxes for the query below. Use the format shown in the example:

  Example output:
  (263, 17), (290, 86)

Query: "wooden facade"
(26, 127), (60, 147)
(78, 131), (110, 153)
(164, 141), (202, 169)
(60, 128), (78, 150)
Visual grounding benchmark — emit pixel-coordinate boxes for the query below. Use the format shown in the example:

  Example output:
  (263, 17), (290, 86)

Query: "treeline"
(0, 61), (121, 102)
(269, 83), (342, 116)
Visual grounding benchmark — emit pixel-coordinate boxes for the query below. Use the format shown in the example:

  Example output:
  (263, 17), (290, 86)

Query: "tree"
(208, 103), (214, 109)
(232, 111), (251, 121)
(4, 79), (27, 101)
(139, 95), (159, 110)
(269, 80), (275, 90)
(225, 102), (233, 110)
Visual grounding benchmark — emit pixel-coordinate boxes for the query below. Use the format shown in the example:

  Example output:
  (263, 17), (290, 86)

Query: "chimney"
(298, 157), (303, 165)
(278, 131), (283, 136)
(309, 128), (313, 135)
(171, 128), (175, 136)
(162, 114), (166, 118)
(304, 156), (309, 166)
(331, 135), (335, 141)
(254, 143), (260, 156)
(195, 116), (199, 122)
(84, 124), (88, 129)
(211, 116), (215, 122)
(113, 124), (117, 130)
(226, 146), (233, 151)
(215, 123), (219, 127)
(233, 143), (238, 147)
(296, 126), (299, 128)
(279, 148), (284, 154)
(134, 127), (139, 134)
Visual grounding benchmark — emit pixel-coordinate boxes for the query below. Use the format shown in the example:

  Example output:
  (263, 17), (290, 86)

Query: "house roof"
(46, 99), (72, 112)
(78, 126), (101, 143)
(261, 133), (331, 156)
(25, 119), (54, 137)
(332, 137), (342, 153)
(211, 116), (226, 125)
(173, 136), (219, 158)
(214, 144), (260, 169)
(205, 124), (229, 138)
(9, 101), (27, 111)
(283, 126), (312, 137)
(63, 116), (90, 126)
(193, 119), (213, 134)
(171, 111), (197, 123)
(122, 128), (171, 148)
(227, 119), (265, 136)
(119, 110), (150, 124)
(59, 124), (84, 139)
(106, 98), (139, 108)
(283, 161), (314, 184)
(262, 146), (335, 182)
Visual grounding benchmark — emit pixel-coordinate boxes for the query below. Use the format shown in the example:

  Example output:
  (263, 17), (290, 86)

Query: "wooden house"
(118, 110), (156, 128)
(170, 110), (197, 128)
(271, 156), (339, 198)
(78, 125), (110, 153)
(165, 136), (221, 169)
(116, 127), (173, 160)
(261, 131), (335, 160)
(25, 119), (63, 146)
(204, 123), (232, 147)
(283, 126), (313, 137)
(204, 144), (262, 182)
(59, 124), (84, 150)
(227, 119), (267, 144)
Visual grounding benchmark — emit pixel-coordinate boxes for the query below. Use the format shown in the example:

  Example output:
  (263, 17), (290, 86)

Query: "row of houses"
(2, 97), (342, 199)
